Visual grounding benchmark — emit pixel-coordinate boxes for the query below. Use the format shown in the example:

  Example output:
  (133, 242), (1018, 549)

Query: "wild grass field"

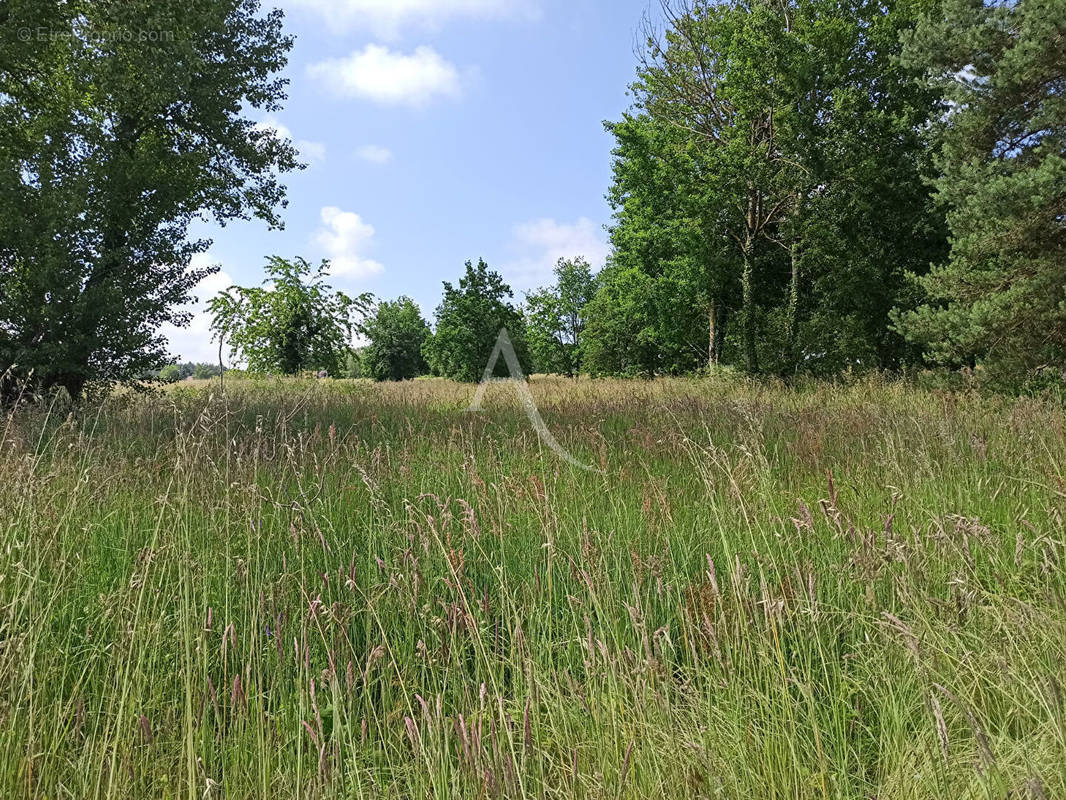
(1, 376), (1064, 799)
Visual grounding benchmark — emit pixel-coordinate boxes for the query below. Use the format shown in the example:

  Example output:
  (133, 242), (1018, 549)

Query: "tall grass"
(0, 376), (1063, 798)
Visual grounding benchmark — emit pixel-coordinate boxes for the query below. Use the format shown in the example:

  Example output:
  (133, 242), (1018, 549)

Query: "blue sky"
(164, 0), (654, 362)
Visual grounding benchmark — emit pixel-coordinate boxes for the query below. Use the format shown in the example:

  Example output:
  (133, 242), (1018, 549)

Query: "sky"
(163, 0), (655, 363)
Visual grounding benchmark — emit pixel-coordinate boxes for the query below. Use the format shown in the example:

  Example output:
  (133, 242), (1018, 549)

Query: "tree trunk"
(742, 180), (760, 375)
(784, 242), (800, 373)
(742, 243), (758, 373)
(708, 301), (718, 369)
(715, 304), (728, 363)
(68, 114), (139, 401)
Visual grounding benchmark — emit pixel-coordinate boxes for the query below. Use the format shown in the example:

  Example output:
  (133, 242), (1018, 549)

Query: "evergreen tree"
(896, 0), (1066, 382)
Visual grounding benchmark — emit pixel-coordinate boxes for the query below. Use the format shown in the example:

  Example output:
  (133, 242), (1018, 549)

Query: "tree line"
(221, 0), (1066, 386)
(1, 0), (1063, 400)
(588, 0), (1063, 385)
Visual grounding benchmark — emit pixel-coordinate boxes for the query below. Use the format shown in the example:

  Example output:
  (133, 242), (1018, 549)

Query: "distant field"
(1, 377), (1064, 799)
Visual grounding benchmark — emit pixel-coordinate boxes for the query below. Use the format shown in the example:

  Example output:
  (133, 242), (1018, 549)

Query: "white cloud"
(307, 45), (463, 107)
(502, 217), (609, 291)
(313, 206), (385, 278)
(160, 255), (233, 365)
(254, 117), (326, 165)
(282, 0), (536, 38)
(298, 140), (328, 164)
(356, 144), (393, 164)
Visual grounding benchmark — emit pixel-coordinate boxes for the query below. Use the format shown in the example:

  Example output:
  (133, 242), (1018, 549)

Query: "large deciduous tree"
(636, 0), (808, 373)
(582, 263), (671, 377)
(361, 298), (430, 382)
(209, 257), (372, 377)
(596, 114), (736, 373)
(524, 257), (596, 376)
(0, 0), (300, 402)
(601, 0), (943, 377)
(423, 259), (531, 382)
(895, 0), (1066, 383)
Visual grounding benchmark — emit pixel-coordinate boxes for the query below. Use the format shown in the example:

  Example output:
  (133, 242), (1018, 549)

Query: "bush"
(159, 364), (181, 383)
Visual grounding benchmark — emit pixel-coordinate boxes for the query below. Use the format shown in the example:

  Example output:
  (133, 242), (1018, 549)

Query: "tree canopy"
(2, 0), (1063, 393)
(895, 0), (1066, 383)
(587, 0), (945, 378)
(209, 257), (372, 377)
(0, 0), (300, 402)
(423, 260), (531, 382)
(361, 298), (430, 382)
(525, 258), (597, 376)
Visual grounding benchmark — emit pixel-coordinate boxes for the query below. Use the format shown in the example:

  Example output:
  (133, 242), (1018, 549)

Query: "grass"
(1, 374), (1064, 799)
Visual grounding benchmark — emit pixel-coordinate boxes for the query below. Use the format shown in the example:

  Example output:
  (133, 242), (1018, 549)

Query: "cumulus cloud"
(254, 117), (326, 165)
(307, 45), (463, 107)
(282, 0), (536, 38)
(160, 255), (233, 364)
(356, 144), (393, 164)
(502, 217), (609, 291)
(313, 206), (385, 278)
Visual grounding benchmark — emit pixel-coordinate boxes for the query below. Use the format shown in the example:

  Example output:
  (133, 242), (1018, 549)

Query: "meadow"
(1, 376), (1064, 799)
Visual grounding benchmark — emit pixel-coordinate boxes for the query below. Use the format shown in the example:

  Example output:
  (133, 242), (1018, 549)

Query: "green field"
(2, 377), (1064, 799)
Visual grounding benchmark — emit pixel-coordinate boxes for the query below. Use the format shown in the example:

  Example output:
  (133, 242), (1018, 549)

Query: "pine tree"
(897, 0), (1066, 382)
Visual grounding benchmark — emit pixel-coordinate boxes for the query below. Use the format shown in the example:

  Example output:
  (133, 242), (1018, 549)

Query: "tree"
(423, 259), (531, 382)
(159, 364), (181, 383)
(602, 114), (736, 372)
(582, 265), (662, 377)
(209, 257), (372, 377)
(605, 0), (943, 377)
(787, 0), (946, 375)
(895, 0), (1066, 383)
(192, 363), (220, 380)
(0, 0), (300, 403)
(525, 258), (597, 375)
(362, 298), (430, 382)
(344, 348), (366, 379)
(636, 0), (809, 372)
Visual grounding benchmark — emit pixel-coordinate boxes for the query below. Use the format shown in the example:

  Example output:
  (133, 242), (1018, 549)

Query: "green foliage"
(0, 0), (299, 402)
(896, 0), (1066, 384)
(600, 0), (943, 378)
(175, 362), (214, 380)
(344, 348), (366, 380)
(423, 259), (531, 382)
(361, 298), (430, 382)
(158, 362), (219, 382)
(158, 364), (181, 384)
(209, 257), (372, 377)
(593, 115), (730, 374)
(583, 263), (704, 377)
(192, 363), (220, 380)
(633, 0), (810, 372)
(524, 258), (597, 375)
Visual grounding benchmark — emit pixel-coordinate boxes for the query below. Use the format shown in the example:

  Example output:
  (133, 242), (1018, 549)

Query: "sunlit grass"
(1, 375), (1064, 798)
